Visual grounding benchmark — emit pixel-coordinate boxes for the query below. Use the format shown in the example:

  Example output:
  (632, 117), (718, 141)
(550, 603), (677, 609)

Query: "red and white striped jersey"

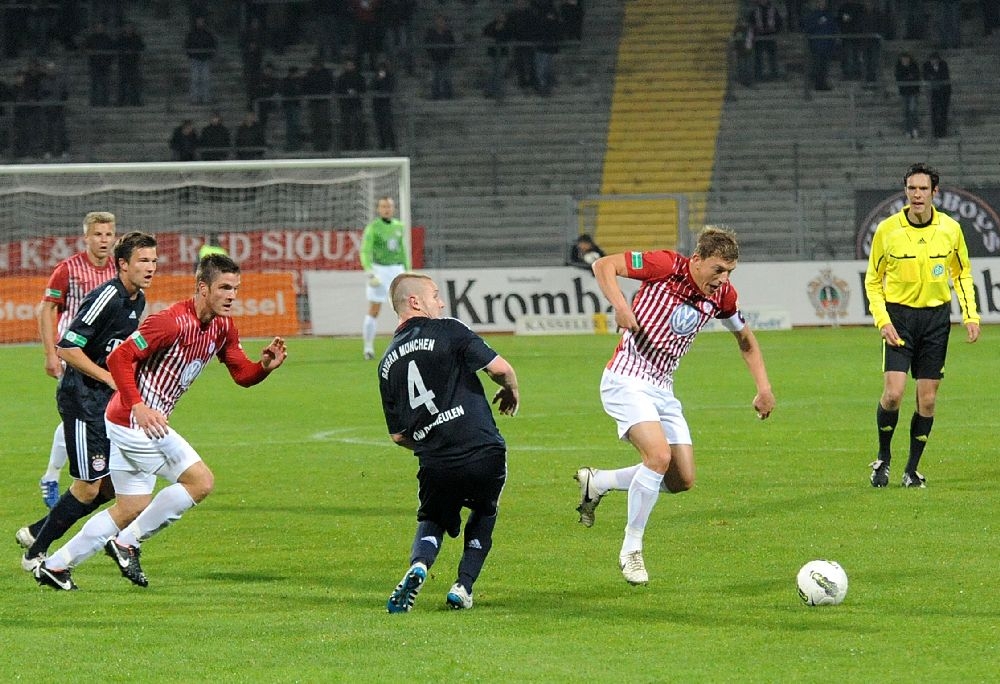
(606, 250), (744, 387)
(105, 298), (267, 427)
(43, 252), (116, 338)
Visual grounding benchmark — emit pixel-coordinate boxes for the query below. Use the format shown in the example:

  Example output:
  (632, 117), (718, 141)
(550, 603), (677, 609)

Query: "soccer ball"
(796, 560), (848, 606)
(582, 251), (600, 265)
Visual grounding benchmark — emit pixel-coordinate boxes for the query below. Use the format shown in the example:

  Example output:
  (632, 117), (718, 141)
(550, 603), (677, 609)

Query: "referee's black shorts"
(883, 302), (950, 379)
(416, 446), (507, 538)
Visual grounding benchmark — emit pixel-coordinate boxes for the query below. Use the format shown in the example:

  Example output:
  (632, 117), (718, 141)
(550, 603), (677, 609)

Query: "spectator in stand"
(116, 23), (145, 106)
(859, 1), (882, 83)
(508, 0), (536, 90)
(280, 65), (303, 152)
(240, 15), (267, 56)
(19, 59), (47, 158)
(26, 1), (55, 56)
(533, 3), (561, 96)
(0, 75), (13, 152)
(198, 111), (231, 160)
(235, 109), (267, 159)
(984, 0), (1000, 37)
(169, 119), (198, 161)
(351, 0), (383, 70)
(903, 0), (927, 39)
(935, 0), (961, 48)
(560, 0), (584, 42)
(39, 60), (68, 159)
(568, 233), (605, 269)
(749, 0), (782, 81)
(895, 51), (921, 139)
(837, 1), (868, 80)
(335, 58), (366, 150)
(82, 22), (115, 107)
(384, 0), (416, 76)
(872, 0), (896, 39)
(92, 0), (124, 30)
(184, 15), (218, 105)
(251, 61), (281, 129)
(371, 59), (397, 151)
(301, 55), (335, 152)
(53, 1), (83, 53)
(802, 0), (838, 91)
(240, 34), (264, 113)
(732, 16), (755, 87)
(923, 51), (951, 138)
(425, 14), (456, 100)
(483, 10), (512, 100)
(316, 0), (356, 62)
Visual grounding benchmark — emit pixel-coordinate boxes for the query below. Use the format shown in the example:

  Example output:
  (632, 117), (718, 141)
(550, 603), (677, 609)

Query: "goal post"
(0, 158), (410, 343)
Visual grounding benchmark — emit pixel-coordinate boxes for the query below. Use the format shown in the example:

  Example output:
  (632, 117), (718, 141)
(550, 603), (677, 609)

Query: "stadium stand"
(4, 0), (1000, 267)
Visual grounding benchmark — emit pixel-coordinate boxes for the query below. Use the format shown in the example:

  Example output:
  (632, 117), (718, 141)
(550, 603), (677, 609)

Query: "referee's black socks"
(876, 404), (900, 462)
(906, 412), (934, 474)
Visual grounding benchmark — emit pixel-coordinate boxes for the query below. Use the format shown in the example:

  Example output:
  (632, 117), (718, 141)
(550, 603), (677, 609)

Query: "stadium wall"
(306, 260), (1000, 335)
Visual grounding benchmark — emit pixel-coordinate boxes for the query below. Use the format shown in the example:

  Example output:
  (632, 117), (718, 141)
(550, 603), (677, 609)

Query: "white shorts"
(599, 369), (692, 445)
(105, 420), (203, 496)
(366, 263), (407, 303)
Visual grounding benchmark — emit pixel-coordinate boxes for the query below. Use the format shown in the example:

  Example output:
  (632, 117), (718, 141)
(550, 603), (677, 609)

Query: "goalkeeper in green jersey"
(360, 196), (410, 360)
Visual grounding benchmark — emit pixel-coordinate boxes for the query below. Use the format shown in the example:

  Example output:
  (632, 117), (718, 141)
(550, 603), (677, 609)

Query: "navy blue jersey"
(56, 277), (145, 421)
(379, 317), (505, 465)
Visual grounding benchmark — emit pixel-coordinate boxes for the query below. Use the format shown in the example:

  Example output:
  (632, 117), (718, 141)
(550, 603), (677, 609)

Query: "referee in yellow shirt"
(864, 162), (980, 488)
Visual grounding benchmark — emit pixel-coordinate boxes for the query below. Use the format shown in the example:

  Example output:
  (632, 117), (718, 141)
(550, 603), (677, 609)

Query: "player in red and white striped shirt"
(33, 212), (117, 510)
(36, 253), (288, 590)
(574, 226), (776, 586)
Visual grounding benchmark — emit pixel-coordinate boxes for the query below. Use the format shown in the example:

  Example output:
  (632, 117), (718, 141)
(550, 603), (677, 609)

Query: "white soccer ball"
(582, 251), (600, 265)
(796, 560), (848, 606)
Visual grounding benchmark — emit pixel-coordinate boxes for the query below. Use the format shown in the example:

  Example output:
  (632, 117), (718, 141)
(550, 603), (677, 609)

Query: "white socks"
(621, 465), (663, 556)
(362, 314), (377, 351)
(46, 509), (120, 570)
(120, 483), (197, 546)
(44, 423), (67, 480)
(591, 464), (642, 493)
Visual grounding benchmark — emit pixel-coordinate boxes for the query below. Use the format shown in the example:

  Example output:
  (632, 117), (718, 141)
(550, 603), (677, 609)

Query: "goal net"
(0, 158), (410, 343)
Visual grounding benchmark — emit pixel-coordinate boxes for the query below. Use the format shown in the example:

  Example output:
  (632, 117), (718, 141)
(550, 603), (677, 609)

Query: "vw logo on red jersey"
(669, 303), (701, 336)
(180, 359), (204, 388)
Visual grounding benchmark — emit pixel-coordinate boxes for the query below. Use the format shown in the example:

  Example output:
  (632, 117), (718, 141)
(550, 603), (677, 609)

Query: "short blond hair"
(83, 211), (116, 235)
(694, 225), (739, 262)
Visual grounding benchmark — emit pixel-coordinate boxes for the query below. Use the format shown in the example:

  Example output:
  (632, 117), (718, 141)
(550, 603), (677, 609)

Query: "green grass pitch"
(1, 327), (996, 682)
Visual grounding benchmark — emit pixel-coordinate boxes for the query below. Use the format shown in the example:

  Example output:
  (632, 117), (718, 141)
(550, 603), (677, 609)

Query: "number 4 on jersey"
(407, 361), (438, 414)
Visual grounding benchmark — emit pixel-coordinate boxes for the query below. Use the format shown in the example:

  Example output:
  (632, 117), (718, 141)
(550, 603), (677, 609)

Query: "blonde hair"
(694, 225), (740, 262)
(82, 211), (116, 235)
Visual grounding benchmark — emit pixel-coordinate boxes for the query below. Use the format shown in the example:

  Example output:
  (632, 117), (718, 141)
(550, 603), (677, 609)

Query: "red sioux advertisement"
(1, 227), (424, 343)
(1, 227), (423, 276)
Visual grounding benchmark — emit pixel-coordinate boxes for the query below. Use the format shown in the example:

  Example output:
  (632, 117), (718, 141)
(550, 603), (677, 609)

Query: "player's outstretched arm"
(260, 336), (288, 371)
(486, 355), (519, 416)
(733, 326), (775, 420)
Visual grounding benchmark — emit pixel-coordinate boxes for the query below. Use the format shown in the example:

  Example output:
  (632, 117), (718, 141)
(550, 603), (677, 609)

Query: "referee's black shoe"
(869, 460), (890, 488)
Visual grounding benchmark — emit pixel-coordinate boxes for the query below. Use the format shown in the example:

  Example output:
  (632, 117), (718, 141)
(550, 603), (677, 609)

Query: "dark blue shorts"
(416, 446), (507, 538)
(61, 415), (111, 482)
